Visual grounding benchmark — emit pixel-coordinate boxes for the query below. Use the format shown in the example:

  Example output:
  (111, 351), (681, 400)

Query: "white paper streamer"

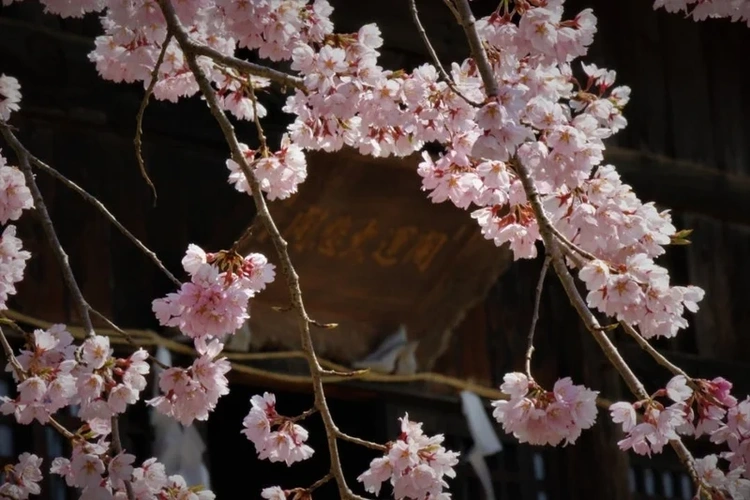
(352, 325), (419, 374)
(460, 391), (503, 500)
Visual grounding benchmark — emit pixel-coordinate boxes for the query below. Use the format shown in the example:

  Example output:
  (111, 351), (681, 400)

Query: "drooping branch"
(525, 256), (550, 379)
(155, 1), (373, 497)
(135, 30), (173, 202)
(0, 121), (95, 338)
(7, 136), (180, 287)
(449, 0), (702, 485)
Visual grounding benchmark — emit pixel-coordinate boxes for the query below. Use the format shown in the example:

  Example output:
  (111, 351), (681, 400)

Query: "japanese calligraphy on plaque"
(238, 149), (512, 369)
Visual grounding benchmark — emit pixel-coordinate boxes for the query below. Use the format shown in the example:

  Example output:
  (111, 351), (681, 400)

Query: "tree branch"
(619, 322), (689, 378)
(175, 37), (303, 91)
(156, 2), (368, 497)
(453, 0), (498, 98)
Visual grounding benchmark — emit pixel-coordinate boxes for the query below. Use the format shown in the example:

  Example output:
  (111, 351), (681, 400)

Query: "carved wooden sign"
(242, 149), (512, 370)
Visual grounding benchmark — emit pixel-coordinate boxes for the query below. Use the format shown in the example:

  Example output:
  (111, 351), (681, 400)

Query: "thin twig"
(0, 121), (95, 338)
(289, 407), (318, 423)
(619, 322), (690, 378)
(525, 256), (550, 378)
(308, 472), (334, 492)
(230, 216), (259, 254)
(89, 307), (170, 370)
(155, 2), (366, 498)
(334, 429), (388, 452)
(409, 0), (480, 107)
(135, 31), (173, 203)
(20, 144), (180, 286)
(449, 0), (702, 487)
(246, 80), (268, 154)
(110, 416), (135, 500)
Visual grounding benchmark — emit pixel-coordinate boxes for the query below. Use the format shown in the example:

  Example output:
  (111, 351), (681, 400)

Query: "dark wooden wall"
(2, 1), (750, 499)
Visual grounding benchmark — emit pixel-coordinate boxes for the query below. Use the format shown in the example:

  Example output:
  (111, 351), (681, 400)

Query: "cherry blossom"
(147, 337), (230, 425)
(358, 414), (459, 499)
(0, 453), (43, 500)
(261, 485), (288, 500)
(226, 135), (308, 201)
(0, 153), (34, 224)
(0, 225), (31, 310)
(1, 323), (150, 425)
(242, 392), (315, 466)
(654, 0), (750, 26)
(152, 244), (275, 341)
(0, 74), (21, 120)
(491, 372), (599, 446)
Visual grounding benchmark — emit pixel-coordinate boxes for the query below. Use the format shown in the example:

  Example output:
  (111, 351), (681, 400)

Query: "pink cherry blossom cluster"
(242, 392), (314, 466)
(1, 325), (150, 426)
(491, 372), (598, 446)
(0, 151), (34, 225)
(0, 453), (43, 500)
(51, 439), (135, 496)
(52, 446), (216, 500)
(0, 74), (21, 121)
(152, 244), (275, 342)
(0, 97), (34, 312)
(226, 135), (308, 201)
(147, 337), (230, 425)
(215, 0), (334, 61)
(654, 0), (750, 26)
(0, 224), (31, 310)
(260, 485), (288, 500)
(357, 414), (459, 499)
(610, 375), (750, 496)
(86, 0), (276, 119)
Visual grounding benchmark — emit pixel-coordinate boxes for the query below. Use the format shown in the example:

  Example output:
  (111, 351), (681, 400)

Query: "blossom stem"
(156, 2), (368, 498)
(0, 121), (95, 338)
(246, 80), (268, 155)
(525, 256), (550, 379)
(135, 30), (173, 203)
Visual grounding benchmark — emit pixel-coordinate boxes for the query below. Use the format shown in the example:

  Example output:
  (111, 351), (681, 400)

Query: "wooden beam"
(606, 146), (750, 227)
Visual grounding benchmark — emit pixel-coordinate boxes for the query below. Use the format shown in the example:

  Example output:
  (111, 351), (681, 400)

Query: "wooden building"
(1, 0), (750, 499)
